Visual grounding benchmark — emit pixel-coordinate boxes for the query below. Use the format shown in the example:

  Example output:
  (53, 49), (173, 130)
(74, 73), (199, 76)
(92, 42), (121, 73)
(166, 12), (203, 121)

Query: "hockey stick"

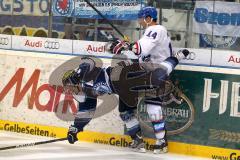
(83, 0), (129, 41)
(0, 137), (67, 151)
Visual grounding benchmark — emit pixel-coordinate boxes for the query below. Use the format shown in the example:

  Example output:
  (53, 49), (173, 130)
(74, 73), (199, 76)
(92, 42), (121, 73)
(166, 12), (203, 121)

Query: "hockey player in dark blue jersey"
(62, 49), (189, 153)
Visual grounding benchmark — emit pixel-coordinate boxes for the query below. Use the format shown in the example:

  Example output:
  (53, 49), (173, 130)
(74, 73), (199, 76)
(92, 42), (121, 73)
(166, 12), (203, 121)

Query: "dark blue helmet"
(138, 6), (157, 19)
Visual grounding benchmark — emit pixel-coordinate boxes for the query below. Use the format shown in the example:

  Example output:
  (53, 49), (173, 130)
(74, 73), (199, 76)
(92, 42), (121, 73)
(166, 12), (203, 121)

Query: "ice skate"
(153, 138), (168, 154)
(129, 135), (146, 153)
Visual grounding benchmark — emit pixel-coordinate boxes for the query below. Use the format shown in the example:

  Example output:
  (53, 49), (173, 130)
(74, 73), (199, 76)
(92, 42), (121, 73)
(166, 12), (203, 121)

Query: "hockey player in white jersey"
(110, 6), (172, 72)
(108, 6), (186, 154)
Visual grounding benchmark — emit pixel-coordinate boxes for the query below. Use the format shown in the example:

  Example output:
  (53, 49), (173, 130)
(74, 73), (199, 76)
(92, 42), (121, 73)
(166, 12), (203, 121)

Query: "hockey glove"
(109, 39), (130, 55)
(67, 125), (79, 144)
(174, 49), (190, 61)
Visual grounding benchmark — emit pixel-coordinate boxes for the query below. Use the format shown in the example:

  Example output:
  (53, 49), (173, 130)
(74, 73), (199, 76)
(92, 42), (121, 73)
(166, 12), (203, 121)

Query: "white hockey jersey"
(137, 25), (172, 71)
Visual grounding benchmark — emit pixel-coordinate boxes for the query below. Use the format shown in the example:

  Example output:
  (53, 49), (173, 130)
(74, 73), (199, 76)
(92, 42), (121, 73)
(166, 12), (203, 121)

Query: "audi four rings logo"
(44, 41), (60, 49)
(0, 37), (9, 45)
(183, 52), (196, 60)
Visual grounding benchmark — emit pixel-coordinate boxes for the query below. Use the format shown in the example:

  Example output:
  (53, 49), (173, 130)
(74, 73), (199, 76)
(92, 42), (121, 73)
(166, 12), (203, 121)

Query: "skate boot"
(129, 135), (146, 153)
(153, 138), (168, 154)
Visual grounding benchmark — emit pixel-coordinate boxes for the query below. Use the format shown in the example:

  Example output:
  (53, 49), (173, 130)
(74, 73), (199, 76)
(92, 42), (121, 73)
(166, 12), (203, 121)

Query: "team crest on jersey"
(93, 82), (111, 96)
(53, 0), (74, 17)
(201, 34), (237, 48)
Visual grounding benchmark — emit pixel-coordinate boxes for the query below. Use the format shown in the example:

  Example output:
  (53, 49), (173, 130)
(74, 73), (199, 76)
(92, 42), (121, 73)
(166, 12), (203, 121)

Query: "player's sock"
(67, 112), (93, 144)
(120, 111), (146, 153)
(146, 103), (168, 154)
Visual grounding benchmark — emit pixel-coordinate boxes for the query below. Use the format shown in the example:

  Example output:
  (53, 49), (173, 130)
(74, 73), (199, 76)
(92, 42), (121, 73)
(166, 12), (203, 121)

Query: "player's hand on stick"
(67, 125), (79, 144)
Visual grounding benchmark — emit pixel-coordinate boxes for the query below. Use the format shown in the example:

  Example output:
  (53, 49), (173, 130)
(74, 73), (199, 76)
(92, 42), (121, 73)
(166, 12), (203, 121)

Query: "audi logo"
(183, 52), (196, 60)
(44, 41), (60, 49)
(0, 37), (9, 45)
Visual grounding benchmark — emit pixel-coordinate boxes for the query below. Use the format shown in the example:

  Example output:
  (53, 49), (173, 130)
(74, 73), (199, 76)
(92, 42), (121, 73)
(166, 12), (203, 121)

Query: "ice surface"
(0, 131), (210, 160)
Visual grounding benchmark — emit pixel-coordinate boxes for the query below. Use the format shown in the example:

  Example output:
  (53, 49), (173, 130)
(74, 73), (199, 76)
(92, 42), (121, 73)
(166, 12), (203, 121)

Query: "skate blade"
(153, 147), (168, 154)
(131, 148), (147, 153)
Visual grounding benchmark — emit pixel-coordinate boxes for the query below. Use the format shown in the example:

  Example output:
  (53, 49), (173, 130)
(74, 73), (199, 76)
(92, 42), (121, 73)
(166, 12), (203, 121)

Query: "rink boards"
(0, 48), (240, 159)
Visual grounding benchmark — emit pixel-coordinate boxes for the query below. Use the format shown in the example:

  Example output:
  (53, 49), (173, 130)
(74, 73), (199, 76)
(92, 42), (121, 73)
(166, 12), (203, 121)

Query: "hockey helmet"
(138, 6), (157, 20)
(62, 70), (84, 94)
